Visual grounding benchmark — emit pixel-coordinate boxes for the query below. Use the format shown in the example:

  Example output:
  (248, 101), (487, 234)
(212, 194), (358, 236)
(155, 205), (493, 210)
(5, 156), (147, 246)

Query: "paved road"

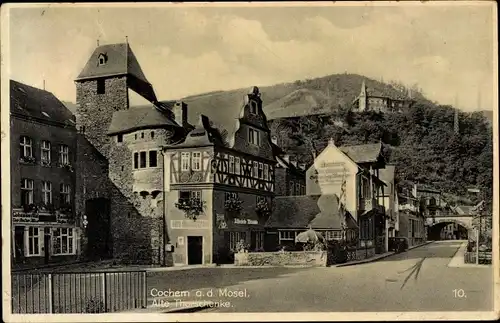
(160, 241), (493, 312)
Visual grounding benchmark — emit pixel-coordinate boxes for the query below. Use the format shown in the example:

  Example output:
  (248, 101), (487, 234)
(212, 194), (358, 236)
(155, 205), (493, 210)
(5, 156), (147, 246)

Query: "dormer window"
(98, 53), (107, 66)
(249, 101), (258, 114)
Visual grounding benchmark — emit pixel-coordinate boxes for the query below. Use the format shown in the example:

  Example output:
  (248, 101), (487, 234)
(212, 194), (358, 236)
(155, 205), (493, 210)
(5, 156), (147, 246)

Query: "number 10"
(453, 289), (466, 298)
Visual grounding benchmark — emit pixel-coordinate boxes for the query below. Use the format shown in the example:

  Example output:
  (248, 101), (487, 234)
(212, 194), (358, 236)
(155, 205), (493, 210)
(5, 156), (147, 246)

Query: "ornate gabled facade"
(162, 87), (278, 265)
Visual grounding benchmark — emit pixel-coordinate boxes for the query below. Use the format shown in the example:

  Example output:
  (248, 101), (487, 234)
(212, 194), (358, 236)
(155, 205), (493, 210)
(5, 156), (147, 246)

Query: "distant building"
(10, 80), (81, 268)
(352, 80), (414, 113)
(397, 185), (426, 247)
(272, 139), (306, 197)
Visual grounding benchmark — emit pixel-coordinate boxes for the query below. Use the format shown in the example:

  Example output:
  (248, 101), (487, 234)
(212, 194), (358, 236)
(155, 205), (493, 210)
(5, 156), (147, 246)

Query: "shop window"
(53, 228), (75, 255)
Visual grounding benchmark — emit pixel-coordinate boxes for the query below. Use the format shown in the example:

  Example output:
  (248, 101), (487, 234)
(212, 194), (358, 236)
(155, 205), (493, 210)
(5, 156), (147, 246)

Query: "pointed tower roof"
(75, 43), (157, 102)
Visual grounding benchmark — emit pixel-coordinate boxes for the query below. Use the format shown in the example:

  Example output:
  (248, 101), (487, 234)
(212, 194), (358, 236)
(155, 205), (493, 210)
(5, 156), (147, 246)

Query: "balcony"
(358, 198), (384, 214)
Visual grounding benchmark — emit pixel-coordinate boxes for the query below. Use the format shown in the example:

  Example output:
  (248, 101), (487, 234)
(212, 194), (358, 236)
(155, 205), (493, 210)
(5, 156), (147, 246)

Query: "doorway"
(187, 236), (203, 265)
(44, 231), (51, 264)
(14, 226), (25, 261)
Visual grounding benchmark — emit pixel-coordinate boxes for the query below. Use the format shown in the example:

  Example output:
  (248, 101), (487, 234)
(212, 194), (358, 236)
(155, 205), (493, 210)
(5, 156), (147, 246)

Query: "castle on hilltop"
(352, 80), (415, 113)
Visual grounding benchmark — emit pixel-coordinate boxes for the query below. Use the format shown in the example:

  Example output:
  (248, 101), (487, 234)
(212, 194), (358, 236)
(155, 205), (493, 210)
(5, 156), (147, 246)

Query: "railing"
(359, 198), (378, 212)
(11, 270), (147, 313)
(464, 251), (492, 265)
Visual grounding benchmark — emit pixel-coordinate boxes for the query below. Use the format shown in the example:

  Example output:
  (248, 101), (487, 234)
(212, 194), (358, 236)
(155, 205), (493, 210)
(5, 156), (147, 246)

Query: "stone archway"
(427, 219), (471, 241)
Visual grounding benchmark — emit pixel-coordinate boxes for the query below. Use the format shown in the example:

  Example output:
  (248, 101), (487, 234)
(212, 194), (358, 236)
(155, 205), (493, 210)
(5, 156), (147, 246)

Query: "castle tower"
(358, 80), (367, 111)
(74, 42), (158, 158)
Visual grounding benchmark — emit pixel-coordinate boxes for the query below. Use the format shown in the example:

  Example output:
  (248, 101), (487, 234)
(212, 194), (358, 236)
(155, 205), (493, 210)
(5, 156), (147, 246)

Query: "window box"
(224, 195), (244, 213)
(20, 156), (36, 165)
(39, 202), (56, 214)
(58, 163), (74, 172)
(22, 203), (39, 214)
(255, 199), (271, 217)
(175, 197), (205, 220)
(40, 159), (52, 167)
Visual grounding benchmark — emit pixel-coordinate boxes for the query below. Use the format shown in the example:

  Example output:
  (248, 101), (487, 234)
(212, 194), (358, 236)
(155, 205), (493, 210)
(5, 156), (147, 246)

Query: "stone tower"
(74, 42), (158, 158)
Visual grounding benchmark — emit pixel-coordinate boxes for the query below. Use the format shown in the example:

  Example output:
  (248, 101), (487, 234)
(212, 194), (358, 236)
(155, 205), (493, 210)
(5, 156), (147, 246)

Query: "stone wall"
(234, 251), (328, 267)
(346, 247), (376, 262)
(107, 128), (175, 265)
(75, 77), (128, 158)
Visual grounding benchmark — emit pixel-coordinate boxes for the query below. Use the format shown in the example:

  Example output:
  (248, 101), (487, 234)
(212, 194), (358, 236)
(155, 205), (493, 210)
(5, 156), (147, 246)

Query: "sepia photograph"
(1, 1), (498, 322)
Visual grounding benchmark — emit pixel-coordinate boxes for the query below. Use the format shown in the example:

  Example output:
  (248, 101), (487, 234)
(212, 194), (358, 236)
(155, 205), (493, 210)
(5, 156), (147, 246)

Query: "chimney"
(271, 135), (278, 145)
(172, 101), (188, 128)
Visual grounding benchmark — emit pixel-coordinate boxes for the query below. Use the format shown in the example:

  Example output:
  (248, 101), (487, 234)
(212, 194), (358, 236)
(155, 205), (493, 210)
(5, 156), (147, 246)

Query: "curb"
(335, 252), (395, 267)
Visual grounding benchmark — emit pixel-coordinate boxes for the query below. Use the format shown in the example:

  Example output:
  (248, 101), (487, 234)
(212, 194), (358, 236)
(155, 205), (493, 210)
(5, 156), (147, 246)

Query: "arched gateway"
(425, 216), (473, 241)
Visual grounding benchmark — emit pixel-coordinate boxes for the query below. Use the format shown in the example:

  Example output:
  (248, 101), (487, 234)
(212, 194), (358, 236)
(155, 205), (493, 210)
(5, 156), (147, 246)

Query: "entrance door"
(14, 227), (25, 261)
(44, 231), (51, 264)
(187, 236), (203, 265)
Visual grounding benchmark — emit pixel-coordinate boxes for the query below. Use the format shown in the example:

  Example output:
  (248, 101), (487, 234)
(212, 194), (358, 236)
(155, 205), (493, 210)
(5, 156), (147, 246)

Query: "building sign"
(309, 162), (349, 185)
(234, 218), (259, 225)
(216, 213), (227, 229)
(170, 220), (209, 229)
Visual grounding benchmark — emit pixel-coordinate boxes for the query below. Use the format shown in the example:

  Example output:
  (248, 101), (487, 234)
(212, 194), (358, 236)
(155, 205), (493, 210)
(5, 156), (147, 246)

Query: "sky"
(5, 2), (497, 111)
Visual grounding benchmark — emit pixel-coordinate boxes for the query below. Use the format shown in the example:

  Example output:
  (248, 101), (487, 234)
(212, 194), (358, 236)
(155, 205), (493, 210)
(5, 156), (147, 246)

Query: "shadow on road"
(147, 267), (310, 292)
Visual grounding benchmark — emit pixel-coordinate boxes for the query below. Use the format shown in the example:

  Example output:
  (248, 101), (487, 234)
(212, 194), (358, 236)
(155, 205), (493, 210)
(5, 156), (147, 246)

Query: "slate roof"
(454, 205), (476, 215)
(76, 43), (157, 102)
(10, 80), (76, 127)
(266, 194), (357, 229)
(180, 89), (248, 145)
(77, 43), (148, 82)
(264, 89), (332, 120)
(107, 102), (180, 135)
(339, 142), (383, 164)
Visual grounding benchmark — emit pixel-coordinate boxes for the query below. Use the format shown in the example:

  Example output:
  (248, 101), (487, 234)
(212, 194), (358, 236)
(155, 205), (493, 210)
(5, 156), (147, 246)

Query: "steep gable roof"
(339, 142), (383, 164)
(107, 103), (179, 135)
(181, 89), (248, 146)
(76, 43), (147, 81)
(76, 43), (157, 102)
(10, 80), (76, 127)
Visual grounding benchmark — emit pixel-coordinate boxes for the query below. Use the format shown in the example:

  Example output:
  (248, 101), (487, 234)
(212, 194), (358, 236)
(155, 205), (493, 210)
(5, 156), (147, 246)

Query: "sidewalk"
(336, 241), (434, 267)
(448, 241), (492, 268)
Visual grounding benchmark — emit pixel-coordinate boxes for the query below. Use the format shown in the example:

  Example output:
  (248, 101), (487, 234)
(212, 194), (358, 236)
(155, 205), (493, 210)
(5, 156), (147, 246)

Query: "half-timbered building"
(162, 87), (277, 265)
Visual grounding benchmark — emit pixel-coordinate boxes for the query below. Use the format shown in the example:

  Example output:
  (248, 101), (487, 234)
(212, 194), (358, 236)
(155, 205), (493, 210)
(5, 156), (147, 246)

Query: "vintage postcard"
(1, 1), (498, 322)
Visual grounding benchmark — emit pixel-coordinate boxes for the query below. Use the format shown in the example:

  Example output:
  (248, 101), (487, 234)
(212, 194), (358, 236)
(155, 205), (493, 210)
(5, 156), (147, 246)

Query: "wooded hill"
(263, 74), (492, 210)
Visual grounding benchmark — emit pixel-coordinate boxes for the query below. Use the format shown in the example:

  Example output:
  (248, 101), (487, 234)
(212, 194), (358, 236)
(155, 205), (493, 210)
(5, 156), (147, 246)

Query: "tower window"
(141, 132), (144, 139)
(151, 131), (155, 139)
(97, 79), (105, 94)
(250, 101), (258, 114)
(117, 134), (123, 143)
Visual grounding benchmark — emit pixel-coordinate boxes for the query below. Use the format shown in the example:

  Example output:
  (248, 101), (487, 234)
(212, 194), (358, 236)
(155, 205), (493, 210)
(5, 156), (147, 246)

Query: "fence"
(11, 270), (147, 314)
(464, 251), (492, 265)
